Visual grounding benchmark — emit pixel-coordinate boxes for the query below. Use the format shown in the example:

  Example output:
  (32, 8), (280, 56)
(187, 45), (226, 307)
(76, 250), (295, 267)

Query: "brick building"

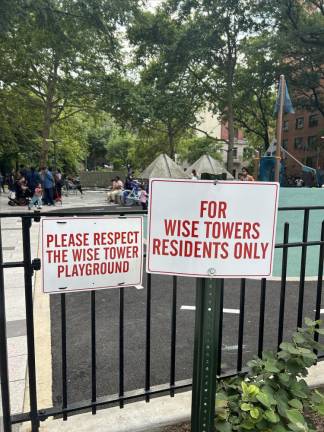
(282, 109), (324, 176)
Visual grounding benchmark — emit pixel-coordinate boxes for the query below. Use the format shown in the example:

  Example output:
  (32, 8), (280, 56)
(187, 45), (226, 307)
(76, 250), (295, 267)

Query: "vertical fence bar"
(91, 291), (96, 414)
(0, 220), (12, 432)
(216, 279), (224, 376)
(257, 278), (267, 358)
(170, 276), (177, 397)
(22, 218), (39, 432)
(237, 279), (246, 373)
(314, 221), (324, 350)
(145, 273), (151, 402)
(119, 288), (124, 408)
(60, 294), (67, 421)
(297, 209), (310, 328)
(277, 223), (290, 350)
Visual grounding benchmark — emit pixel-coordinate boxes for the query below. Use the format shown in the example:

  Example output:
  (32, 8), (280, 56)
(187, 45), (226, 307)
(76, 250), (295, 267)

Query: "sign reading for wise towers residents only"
(146, 179), (279, 278)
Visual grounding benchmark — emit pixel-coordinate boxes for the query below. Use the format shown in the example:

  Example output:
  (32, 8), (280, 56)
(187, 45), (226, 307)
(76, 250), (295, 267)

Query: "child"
(139, 185), (148, 210)
(29, 183), (43, 210)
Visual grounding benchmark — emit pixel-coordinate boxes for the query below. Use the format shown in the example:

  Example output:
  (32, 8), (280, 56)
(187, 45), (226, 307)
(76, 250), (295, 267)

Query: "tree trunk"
(40, 106), (52, 167)
(40, 59), (58, 166)
(168, 126), (176, 159)
(227, 82), (235, 174)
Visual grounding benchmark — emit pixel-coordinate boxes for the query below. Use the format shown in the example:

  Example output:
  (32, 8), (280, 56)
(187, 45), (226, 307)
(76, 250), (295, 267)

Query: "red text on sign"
(200, 201), (227, 218)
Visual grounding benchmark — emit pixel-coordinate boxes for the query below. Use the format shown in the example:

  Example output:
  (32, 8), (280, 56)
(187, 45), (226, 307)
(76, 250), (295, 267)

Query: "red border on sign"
(147, 179), (279, 278)
(42, 216), (143, 294)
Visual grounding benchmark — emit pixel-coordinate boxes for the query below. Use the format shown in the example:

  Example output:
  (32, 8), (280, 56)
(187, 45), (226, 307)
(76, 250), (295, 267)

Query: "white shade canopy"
(187, 154), (233, 179)
(140, 154), (189, 179)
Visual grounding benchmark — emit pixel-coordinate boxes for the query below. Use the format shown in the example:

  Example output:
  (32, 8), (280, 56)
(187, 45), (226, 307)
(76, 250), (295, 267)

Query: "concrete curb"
(35, 391), (192, 432)
(24, 360), (324, 432)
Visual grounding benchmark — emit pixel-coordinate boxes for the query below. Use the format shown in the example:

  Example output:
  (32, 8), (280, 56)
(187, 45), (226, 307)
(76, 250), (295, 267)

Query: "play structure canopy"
(187, 154), (234, 179)
(140, 154), (189, 179)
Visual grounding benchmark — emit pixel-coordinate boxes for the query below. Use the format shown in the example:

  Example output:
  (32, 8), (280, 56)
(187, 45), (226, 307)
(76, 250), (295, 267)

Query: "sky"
(146, 0), (163, 11)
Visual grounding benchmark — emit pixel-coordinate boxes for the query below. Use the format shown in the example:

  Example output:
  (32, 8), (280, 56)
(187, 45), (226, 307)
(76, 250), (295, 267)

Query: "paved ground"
(49, 275), (324, 407)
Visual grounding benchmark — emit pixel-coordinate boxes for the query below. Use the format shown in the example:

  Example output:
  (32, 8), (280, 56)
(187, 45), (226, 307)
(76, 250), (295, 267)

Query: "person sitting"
(122, 176), (140, 204)
(107, 177), (123, 203)
(241, 167), (255, 182)
(191, 169), (198, 180)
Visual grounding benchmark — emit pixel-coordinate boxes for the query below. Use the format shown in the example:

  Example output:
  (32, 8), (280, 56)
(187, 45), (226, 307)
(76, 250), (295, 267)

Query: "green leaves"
(215, 318), (324, 432)
(288, 399), (304, 411)
(263, 409), (280, 423)
(256, 391), (277, 409)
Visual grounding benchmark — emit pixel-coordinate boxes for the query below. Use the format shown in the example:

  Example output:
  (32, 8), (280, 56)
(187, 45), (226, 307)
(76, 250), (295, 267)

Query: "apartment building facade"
(282, 109), (324, 175)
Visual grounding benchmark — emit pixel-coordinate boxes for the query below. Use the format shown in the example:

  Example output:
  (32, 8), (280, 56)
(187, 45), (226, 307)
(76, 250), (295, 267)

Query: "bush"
(215, 319), (324, 432)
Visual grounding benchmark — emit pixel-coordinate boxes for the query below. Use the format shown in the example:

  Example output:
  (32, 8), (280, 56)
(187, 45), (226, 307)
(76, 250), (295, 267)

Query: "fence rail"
(0, 205), (324, 432)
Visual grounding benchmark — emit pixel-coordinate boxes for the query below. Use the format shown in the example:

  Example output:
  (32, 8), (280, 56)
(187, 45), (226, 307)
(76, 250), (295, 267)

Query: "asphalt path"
(50, 272), (323, 407)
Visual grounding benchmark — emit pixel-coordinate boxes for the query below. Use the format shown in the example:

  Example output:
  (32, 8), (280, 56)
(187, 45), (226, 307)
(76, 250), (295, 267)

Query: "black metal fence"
(0, 206), (323, 432)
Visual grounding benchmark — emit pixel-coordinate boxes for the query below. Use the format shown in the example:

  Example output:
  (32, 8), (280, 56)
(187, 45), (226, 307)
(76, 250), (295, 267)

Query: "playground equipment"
(258, 139), (317, 186)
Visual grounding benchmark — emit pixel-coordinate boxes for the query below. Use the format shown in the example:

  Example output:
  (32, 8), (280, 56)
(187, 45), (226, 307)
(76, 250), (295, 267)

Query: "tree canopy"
(0, 0), (323, 173)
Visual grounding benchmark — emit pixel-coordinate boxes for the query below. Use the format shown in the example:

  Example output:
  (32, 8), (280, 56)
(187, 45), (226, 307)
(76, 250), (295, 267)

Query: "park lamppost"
(44, 139), (57, 170)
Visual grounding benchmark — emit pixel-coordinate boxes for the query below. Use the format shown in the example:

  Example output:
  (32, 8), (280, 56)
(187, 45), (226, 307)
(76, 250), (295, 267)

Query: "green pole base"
(191, 278), (223, 432)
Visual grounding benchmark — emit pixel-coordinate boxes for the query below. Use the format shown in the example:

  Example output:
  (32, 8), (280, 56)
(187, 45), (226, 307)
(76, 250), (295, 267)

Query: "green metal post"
(191, 278), (223, 432)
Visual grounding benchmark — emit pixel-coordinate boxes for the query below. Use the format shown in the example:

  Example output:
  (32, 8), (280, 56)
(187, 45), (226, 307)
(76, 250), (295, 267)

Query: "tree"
(277, 0), (324, 115)
(234, 36), (277, 151)
(177, 135), (223, 164)
(0, 88), (42, 172)
(161, 0), (263, 172)
(100, 61), (204, 158)
(0, 0), (140, 165)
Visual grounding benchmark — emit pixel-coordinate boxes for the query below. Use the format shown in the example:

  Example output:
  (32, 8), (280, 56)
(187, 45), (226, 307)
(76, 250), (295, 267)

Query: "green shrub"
(215, 319), (324, 432)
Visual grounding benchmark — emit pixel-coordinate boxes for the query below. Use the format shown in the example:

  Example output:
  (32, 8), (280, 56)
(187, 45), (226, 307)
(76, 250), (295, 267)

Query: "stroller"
(8, 189), (31, 207)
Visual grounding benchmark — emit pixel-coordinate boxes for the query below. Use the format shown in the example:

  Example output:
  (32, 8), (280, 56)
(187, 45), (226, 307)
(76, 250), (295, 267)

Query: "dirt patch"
(162, 416), (324, 432)
(306, 411), (324, 431)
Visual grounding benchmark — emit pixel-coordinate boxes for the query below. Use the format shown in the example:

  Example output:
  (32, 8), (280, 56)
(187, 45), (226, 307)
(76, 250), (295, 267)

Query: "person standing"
(139, 186), (148, 210)
(42, 167), (55, 205)
(26, 167), (40, 195)
(54, 169), (63, 201)
(0, 172), (4, 193)
(28, 183), (43, 210)
(7, 170), (15, 192)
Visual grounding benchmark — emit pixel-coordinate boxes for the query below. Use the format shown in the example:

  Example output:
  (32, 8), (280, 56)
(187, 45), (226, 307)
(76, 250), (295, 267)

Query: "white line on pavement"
(313, 309), (324, 314)
(223, 344), (246, 351)
(180, 306), (240, 314)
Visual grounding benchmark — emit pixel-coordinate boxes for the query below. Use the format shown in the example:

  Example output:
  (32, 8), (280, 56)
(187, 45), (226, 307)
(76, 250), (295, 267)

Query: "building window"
(294, 137), (304, 149)
(308, 135), (317, 148)
(232, 147), (238, 158)
(309, 114), (319, 128)
(282, 139), (288, 149)
(283, 121), (289, 132)
(295, 117), (304, 129)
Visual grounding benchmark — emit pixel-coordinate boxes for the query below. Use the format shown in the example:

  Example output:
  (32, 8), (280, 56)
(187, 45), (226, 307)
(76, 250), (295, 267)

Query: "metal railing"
(0, 206), (323, 432)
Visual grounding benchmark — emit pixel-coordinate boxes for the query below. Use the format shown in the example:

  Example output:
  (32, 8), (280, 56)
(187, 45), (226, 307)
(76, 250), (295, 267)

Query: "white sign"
(42, 217), (143, 293)
(147, 179), (279, 278)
